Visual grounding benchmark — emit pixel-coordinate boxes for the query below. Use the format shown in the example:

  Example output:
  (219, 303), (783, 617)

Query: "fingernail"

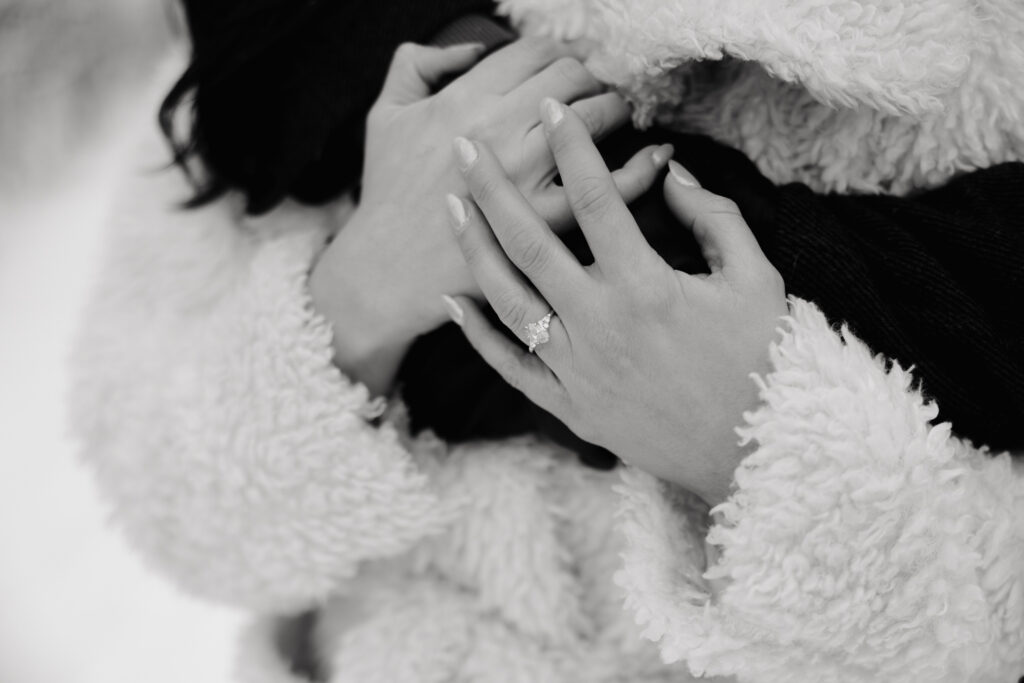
(445, 193), (468, 232)
(441, 294), (464, 326)
(456, 42), (486, 53)
(668, 159), (699, 188)
(453, 137), (477, 169)
(651, 144), (674, 168)
(541, 97), (564, 127)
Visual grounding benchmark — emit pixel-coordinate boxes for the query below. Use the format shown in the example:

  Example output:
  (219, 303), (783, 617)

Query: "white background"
(1, 2), (243, 681)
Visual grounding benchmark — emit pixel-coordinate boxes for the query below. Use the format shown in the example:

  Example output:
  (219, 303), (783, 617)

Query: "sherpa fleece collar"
(499, 0), (975, 116)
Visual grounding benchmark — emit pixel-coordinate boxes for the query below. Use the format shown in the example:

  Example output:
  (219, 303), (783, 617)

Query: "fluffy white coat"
(72, 0), (1024, 680)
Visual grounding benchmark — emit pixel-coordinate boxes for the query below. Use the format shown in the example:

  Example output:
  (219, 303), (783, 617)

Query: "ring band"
(525, 310), (555, 353)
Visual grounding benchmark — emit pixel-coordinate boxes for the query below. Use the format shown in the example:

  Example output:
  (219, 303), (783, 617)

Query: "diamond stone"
(525, 312), (553, 351)
(525, 321), (550, 348)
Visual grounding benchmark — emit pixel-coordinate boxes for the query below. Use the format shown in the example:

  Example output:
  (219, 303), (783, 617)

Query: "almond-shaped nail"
(453, 136), (477, 169)
(454, 42), (486, 53)
(446, 193), (468, 232)
(541, 97), (564, 127)
(668, 159), (699, 188)
(442, 294), (464, 326)
(652, 144), (674, 168)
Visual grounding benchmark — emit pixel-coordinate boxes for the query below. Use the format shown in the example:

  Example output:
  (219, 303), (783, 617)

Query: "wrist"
(310, 229), (418, 397)
(313, 206), (426, 342)
(311, 271), (414, 397)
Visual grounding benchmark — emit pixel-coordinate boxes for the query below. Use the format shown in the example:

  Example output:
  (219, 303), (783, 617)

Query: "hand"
(311, 40), (669, 394)
(443, 99), (789, 507)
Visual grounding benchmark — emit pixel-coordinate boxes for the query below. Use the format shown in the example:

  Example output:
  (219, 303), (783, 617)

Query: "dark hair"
(160, 0), (494, 215)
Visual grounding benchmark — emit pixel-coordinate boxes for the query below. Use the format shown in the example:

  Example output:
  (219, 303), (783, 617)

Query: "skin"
(444, 98), (789, 507)
(310, 40), (669, 396)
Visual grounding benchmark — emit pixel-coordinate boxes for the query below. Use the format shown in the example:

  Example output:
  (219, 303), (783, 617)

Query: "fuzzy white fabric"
(71, 163), (462, 613)
(71, 0), (1024, 681)
(616, 300), (1024, 681)
(501, 0), (1024, 195)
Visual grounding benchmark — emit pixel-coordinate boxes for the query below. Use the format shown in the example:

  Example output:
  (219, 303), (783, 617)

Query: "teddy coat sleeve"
(69, 138), (459, 614)
(615, 297), (1024, 682)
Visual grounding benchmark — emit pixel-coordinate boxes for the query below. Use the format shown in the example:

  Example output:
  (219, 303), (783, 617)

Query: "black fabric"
(430, 12), (516, 49)
(169, 0), (495, 214)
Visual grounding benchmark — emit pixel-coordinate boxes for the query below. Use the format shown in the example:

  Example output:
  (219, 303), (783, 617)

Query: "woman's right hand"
(310, 39), (672, 395)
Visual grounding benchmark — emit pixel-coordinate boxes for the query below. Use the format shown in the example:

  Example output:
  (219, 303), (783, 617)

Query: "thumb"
(663, 159), (765, 278)
(378, 42), (485, 106)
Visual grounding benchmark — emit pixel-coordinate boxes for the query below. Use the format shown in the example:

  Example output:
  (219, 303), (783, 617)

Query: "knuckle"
(631, 279), (671, 312)
(471, 175), (501, 203)
(574, 103), (602, 136)
(757, 263), (786, 295)
(392, 42), (420, 66)
(612, 271), (670, 313)
(492, 289), (531, 333)
(457, 236), (486, 265)
(440, 81), (471, 111)
(507, 229), (551, 274)
(572, 177), (613, 216)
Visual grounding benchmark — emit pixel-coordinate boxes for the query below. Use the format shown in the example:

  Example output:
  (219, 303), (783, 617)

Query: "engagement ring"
(525, 310), (555, 353)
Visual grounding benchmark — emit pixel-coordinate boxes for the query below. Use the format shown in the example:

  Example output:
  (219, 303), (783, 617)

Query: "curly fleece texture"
(616, 300), (1024, 682)
(501, 0), (1024, 195)
(71, 140), (461, 612)
(72, 0), (1024, 680)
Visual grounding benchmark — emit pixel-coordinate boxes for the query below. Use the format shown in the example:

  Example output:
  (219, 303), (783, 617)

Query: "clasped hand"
(311, 40), (669, 395)
(444, 99), (789, 506)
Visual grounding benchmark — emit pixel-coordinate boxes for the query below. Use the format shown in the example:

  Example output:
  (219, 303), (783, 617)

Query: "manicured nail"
(442, 294), (464, 326)
(541, 97), (564, 127)
(455, 42), (486, 53)
(445, 193), (468, 232)
(651, 144), (674, 168)
(453, 137), (477, 169)
(668, 159), (699, 187)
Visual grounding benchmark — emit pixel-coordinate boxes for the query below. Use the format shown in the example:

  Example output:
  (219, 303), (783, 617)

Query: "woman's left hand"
(443, 99), (788, 507)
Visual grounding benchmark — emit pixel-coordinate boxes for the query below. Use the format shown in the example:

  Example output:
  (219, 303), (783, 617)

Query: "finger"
(453, 137), (586, 306)
(445, 192), (570, 365)
(503, 57), (603, 120)
(533, 143), (673, 228)
(520, 92), (632, 190)
(663, 160), (769, 281)
(378, 42), (485, 105)
(616, 143), (675, 201)
(445, 295), (569, 417)
(447, 37), (573, 95)
(540, 97), (656, 275)
(521, 93), (633, 230)
(566, 92), (631, 145)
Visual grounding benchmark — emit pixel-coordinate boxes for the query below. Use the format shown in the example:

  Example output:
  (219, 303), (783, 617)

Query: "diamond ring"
(525, 310), (555, 353)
